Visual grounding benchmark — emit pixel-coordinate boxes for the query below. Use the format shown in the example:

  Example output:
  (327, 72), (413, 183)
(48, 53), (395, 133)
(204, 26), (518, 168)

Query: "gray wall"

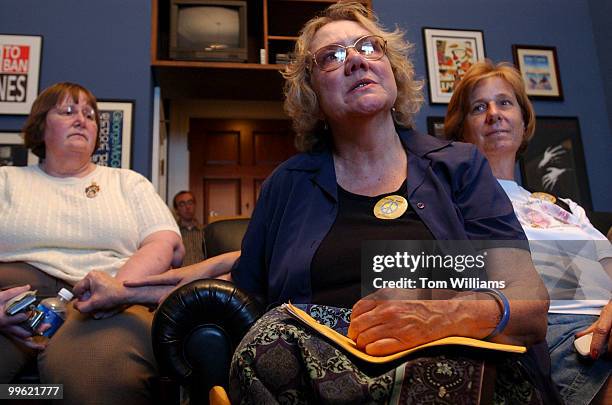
(0, 0), (153, 176)
(374, 0), (612, 211)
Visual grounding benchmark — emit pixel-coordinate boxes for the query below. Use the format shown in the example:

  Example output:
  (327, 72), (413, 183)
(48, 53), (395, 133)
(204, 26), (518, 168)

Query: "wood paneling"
(203, 179), (241, 223)
(189, 118), (297, 223)
(202, 131), (240, 165)
(254, 129), (295, 165)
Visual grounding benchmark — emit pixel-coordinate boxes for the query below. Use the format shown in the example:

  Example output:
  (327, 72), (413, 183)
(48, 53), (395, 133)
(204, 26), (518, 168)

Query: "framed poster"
(426, 116), (446, 138)
(512, 45), (563, 100)
(519, 117), (591, 210)
(92, 100), (134, 169)
(423, 28), (485, 104)
(0, 34), (43, 115)
(0, 131), (39, 166)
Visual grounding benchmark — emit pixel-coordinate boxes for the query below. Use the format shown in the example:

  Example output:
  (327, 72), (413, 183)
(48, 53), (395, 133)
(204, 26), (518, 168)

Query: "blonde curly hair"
(282, 1), (423, 152)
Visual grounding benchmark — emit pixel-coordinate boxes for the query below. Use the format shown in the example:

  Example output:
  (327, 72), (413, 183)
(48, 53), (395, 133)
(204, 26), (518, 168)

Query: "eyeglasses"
(54, 104), (97, 121)
(310, 35), (387, 72)
(176, 199), (195, 208)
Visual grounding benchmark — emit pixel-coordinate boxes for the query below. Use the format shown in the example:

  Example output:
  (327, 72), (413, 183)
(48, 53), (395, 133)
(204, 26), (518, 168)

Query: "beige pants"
(0, 262), (158, 405)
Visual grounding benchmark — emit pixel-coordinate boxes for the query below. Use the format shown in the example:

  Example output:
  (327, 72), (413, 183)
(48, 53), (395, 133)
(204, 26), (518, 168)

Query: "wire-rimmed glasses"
(310, 35), (387, 72)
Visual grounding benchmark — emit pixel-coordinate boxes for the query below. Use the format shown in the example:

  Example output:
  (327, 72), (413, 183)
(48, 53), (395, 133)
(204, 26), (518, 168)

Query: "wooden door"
(188, 118), (297, 224)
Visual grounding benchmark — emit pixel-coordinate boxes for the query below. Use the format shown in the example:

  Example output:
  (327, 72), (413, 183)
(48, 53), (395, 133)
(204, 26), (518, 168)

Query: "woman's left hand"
(73, 270), (128, 316)
(347, 289), (458, 356)
(576, 300), (612, 360)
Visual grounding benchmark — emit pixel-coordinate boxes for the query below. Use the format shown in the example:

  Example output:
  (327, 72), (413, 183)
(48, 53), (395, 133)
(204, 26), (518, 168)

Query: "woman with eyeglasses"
(0, 82), (184, 405)
(215, 2), (557, 403)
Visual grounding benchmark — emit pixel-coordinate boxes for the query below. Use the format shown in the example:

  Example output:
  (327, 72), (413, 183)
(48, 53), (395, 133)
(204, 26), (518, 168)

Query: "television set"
(170, 0), (248, 62)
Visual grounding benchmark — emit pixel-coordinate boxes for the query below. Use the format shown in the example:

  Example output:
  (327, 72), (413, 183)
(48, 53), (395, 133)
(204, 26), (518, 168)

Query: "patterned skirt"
(229, 305), (543, 404)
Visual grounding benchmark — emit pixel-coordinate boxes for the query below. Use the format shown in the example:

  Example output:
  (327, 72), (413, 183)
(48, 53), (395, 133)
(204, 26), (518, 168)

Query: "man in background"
(173, 190), (205, 266)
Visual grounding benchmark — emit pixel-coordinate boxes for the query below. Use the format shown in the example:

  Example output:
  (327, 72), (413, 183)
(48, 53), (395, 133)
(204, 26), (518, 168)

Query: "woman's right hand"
(348, 289), (459, 355)
(0, 285), (47, 350)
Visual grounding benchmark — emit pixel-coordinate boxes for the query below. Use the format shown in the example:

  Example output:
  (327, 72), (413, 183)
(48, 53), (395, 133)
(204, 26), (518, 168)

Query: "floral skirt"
(229, 305), (542, 405)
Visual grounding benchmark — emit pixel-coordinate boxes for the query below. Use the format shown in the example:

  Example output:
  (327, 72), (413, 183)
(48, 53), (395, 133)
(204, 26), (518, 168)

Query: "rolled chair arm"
(152, 279), (263, 403)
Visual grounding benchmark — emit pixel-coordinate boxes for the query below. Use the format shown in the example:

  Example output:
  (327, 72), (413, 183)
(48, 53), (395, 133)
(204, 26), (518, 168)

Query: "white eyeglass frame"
(53, 104), (97, 121)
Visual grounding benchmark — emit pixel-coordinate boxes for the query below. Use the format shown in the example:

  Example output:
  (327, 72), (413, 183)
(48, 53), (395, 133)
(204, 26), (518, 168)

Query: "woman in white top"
(0, 82), (184, 405)
(445, 60), (611, 405)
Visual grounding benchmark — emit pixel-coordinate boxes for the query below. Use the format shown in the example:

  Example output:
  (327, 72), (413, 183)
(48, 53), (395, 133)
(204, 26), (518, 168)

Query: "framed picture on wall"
(422, 28), (485, 104)
(92, 100), (134, 169)
(0, 131), (39, 166)
(512, 45), (563, 100)
(426, 116), (446, 138)
(519, 117), (591, 210)
(0, 34), (43, 115)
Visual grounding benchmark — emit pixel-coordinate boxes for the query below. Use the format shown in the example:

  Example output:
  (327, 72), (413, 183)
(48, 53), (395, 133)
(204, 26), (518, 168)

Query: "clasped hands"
(72, 270), (183, 319)
(72, 270), (130, 319)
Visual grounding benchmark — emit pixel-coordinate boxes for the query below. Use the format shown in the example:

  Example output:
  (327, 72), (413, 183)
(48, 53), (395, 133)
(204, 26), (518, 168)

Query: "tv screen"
(170, 0), (247, 62)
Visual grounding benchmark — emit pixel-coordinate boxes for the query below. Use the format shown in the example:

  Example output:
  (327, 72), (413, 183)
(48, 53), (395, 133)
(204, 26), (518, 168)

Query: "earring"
(391, 107), (398, 122)
(323, 121), (328, 131)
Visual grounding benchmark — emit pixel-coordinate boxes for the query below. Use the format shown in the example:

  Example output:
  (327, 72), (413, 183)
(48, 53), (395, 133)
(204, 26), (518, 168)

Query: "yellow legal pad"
(283, 303), (526, 364)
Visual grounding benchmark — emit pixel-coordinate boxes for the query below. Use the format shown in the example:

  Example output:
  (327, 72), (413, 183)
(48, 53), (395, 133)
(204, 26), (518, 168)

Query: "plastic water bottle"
(36, 288), (73, 338)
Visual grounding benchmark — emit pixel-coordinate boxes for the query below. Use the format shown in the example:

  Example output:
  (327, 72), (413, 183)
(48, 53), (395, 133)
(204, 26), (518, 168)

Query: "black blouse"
(310, 180), (434, 308)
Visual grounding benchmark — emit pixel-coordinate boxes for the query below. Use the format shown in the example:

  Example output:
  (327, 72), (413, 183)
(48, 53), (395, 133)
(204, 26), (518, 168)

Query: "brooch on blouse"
(373, 195), (408, 220)
(530, 191), (556, 204)
(85, 182), (100, 198)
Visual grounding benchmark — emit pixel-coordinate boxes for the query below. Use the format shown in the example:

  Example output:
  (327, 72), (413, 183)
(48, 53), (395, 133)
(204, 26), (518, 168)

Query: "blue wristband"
(474, 288), (510, 340)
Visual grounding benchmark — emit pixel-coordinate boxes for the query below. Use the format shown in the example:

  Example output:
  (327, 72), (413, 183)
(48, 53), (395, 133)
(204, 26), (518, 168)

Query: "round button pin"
(373, 195), (409, 220)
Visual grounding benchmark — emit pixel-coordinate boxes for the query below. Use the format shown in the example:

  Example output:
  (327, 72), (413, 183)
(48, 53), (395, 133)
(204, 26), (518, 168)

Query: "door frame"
(167, 99), (287, 224)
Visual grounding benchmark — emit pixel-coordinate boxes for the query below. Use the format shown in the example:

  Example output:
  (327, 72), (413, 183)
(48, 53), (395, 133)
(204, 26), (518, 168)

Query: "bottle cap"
(58, 288), (74, 301)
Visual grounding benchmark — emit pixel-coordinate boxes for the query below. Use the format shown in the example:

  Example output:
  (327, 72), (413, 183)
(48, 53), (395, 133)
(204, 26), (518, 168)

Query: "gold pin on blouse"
(530, 192), (556, 204)
(373, 195), (408, 220)
(85, 182), (100, 198)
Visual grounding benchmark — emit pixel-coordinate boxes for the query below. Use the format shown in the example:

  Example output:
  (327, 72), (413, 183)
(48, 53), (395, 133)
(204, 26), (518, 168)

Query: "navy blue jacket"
(232, 127), (526, 305)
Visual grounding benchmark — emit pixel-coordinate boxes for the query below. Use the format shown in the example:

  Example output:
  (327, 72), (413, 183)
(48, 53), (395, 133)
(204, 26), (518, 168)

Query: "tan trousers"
(0, 262), (158, 405)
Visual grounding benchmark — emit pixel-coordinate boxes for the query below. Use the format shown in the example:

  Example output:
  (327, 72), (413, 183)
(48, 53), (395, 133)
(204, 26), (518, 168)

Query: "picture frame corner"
(511, 44), (563, 101)
(95, 99), (136, 170)
(422, 27), (487, 105)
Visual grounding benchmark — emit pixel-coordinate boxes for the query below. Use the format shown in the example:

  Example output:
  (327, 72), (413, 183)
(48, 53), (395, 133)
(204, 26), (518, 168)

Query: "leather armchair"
(202, 218), (249, 259)
(152, 279), (263, 404)
(152, 218), (260, 404)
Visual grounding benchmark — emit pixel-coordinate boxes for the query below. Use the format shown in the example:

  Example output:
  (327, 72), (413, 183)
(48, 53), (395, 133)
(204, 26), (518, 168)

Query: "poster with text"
(91, 101), (134, 169)
(0, 35), (42, 115)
